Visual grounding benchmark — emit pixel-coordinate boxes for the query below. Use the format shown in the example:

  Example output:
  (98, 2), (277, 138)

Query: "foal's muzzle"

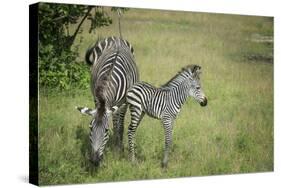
(200, 97), (208, 107)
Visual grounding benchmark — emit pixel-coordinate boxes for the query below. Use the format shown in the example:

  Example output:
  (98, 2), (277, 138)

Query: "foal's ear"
(192, 65), (202, 77)
(192, 65), (201, 73)
(76, 106), (97, 117)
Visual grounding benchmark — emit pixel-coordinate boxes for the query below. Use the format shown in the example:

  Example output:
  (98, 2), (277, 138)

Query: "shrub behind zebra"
(76, 36), (139, 167)
(126, 65), (207, 167)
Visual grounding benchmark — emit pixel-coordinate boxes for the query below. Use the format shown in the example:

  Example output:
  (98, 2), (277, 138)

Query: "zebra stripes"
(77, 36), (139, 166)
(77, 37), (208, 168)
(126, 65), (207, 167)
(85, 36), (134, 66)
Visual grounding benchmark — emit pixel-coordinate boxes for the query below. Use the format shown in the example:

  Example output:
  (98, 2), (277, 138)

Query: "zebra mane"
(94, 76), (108, 120)
(161, 65), (201, 87)
(91, 38), (123, 111)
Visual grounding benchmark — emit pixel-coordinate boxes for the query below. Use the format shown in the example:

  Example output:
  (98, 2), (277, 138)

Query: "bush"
(38, 3), (125, 90)
(39, 43), (90, 90)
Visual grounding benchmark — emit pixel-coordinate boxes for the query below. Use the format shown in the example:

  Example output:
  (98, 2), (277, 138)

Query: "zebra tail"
(94, 102), (110, 130)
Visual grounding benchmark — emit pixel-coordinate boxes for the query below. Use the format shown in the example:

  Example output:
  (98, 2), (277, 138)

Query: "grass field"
(39, 8), (273, 185)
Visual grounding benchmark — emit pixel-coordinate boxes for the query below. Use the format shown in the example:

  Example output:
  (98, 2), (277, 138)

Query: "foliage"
(38, 3), (113, 53)
(38, 43), (90, 90)
(88, 8), (112, 33)
(38, 3), (126, 90)
(39, 3), (86, 52)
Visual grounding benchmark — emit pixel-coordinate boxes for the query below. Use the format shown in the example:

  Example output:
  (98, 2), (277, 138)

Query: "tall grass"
(39, 8), (273, 185)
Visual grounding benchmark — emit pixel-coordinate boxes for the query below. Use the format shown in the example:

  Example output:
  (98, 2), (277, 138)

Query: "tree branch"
(65, 6), (93, 48)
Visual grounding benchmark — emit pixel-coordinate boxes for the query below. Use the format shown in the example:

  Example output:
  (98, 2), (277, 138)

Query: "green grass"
(39, 9), (273, 185)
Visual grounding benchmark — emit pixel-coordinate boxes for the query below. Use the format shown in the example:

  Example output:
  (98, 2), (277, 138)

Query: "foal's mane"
(161, 65), (200, 88)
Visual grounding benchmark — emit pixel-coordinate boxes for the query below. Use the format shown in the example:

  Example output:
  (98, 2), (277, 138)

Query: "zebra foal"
(126, 65), (207, 167)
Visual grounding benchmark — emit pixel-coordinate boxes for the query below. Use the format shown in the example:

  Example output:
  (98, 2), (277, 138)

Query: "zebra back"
(85, 36), (134, 66)
(89, 37), (139, 109)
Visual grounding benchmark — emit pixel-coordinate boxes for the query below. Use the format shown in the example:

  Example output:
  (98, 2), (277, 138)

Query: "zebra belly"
(145, 110), (162, 120)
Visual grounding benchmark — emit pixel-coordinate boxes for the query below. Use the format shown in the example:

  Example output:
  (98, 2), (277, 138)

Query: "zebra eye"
(196, 86), (201, 90)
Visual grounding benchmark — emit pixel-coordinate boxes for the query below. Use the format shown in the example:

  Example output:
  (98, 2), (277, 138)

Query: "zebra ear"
(76, 106), (97, 117)
(192, 65), (202, 77)
(192, 65), (201, 73)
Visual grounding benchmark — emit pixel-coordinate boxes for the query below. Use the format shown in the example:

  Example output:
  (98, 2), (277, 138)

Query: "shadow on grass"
(75, 126), (127, 175)
(75, 126), (96, 174)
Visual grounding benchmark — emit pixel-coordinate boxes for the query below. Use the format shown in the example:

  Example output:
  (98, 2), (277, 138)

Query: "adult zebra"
(126, 65), (207, 167)
(76, 36), (139, 166)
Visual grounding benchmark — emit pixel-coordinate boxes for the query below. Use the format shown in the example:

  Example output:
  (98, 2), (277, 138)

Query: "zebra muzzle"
(200, 97), (208, 107)
(90, 151), (102, 167)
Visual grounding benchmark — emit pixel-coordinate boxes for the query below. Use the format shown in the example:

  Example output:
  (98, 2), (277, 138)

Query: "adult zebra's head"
(76, 106), (113, 167)
(184, 65), (208, 107)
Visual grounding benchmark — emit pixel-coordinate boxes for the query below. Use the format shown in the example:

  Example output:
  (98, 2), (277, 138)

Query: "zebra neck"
(94, 76), (116, 108)
(171, 80), (190, 110)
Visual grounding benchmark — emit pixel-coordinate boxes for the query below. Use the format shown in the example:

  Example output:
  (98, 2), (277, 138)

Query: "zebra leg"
(112, 104), (127, 152)
(161, 116), (174, 168)
(128, 105), (144, 163)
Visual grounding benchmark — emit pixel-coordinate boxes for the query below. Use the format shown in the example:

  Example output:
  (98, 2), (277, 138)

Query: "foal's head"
(182, 65), (208, 107)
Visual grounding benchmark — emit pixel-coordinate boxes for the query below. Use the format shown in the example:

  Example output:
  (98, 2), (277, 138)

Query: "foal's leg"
(161, 116), (174, 168)
(112, 104), (127, 152)
(128, 105), (144, 163)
